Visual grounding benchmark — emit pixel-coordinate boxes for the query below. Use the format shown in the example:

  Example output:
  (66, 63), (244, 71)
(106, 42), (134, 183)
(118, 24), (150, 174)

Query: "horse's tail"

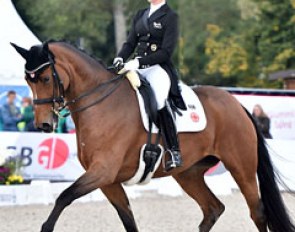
(244, 108), (295, 232)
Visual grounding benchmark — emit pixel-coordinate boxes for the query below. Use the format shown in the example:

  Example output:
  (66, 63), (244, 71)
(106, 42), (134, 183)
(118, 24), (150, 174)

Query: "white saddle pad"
(136, 83), (207, 133)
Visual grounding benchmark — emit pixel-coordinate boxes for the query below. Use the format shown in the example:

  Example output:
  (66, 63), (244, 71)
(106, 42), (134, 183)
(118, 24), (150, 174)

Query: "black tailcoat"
(118, 4), (186, 110)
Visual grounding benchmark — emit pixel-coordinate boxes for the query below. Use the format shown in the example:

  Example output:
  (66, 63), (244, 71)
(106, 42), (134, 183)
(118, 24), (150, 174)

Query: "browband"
(25, 61), (51, 74)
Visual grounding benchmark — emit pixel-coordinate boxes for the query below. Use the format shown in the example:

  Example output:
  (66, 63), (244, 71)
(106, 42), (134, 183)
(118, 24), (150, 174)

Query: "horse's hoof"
(41, 223), (53, 232)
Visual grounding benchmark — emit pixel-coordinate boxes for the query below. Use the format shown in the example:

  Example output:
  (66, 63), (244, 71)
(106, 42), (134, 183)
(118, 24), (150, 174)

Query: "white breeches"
(137, 64), (171, 109)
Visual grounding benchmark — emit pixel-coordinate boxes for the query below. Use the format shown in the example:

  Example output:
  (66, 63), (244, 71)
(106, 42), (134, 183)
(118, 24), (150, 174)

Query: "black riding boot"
(158, 105), (182, 171)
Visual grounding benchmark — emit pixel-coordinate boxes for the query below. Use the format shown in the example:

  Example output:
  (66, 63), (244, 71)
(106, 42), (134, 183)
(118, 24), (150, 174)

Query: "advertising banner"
(1, 132), (84, 181)
(234, 94), (295, 140)
(0, 132), (294, 190)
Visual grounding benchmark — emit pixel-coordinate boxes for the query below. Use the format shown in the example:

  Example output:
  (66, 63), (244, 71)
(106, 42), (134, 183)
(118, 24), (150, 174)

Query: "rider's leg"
(137, 64), (170, 109)
(138, 65), (182, 171)
(158, 102), (182, 171)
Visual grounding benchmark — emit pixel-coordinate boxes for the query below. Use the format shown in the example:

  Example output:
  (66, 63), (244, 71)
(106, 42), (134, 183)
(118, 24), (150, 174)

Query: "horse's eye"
(43, 76), (50, 83)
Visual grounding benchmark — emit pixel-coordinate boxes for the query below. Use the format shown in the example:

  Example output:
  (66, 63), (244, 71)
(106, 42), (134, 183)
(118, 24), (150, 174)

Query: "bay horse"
(11, 41), (295, 232)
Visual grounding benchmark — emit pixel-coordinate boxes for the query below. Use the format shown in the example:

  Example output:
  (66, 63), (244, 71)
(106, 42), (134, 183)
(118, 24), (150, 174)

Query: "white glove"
(124, 59), (140, 71)
(113, 57), (123, 68)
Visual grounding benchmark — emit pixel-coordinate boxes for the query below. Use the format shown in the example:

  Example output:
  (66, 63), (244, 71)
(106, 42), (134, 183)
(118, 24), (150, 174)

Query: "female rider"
(113, 0), (185, 171)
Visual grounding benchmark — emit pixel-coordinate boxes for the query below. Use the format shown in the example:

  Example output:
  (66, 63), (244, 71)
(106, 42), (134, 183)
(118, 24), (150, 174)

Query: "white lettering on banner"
(233, 94), (295, 140)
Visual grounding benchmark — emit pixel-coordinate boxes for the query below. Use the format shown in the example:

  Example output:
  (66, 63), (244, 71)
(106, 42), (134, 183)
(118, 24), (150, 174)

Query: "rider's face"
(147, 0), (165, 5)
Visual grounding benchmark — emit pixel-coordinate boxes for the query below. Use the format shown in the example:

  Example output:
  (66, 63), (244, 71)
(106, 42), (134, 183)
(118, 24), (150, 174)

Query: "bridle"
(28, 53), (65, 106)
(26, 52), (125, 118)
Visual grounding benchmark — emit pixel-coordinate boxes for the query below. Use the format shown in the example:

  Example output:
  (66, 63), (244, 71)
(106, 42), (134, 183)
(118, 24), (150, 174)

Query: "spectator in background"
(0, 90), (21, 131)
(56, 108), (68, 133)
(252, 104), (272, 139)
(56, 107), (75, 133)
(19, 97), (39, 132)
(65, 116), (75, 133)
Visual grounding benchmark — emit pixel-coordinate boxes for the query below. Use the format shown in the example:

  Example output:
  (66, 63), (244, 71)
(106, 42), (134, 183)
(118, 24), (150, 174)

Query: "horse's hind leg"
(174, 163), (225, 232)
(101, 184), (138, 232)
(226, 165), (267, 232)
(221, 146), (267, 232)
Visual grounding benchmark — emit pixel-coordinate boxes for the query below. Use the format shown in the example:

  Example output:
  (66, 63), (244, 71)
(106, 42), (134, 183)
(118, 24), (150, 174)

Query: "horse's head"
(11, 42), (70, 132)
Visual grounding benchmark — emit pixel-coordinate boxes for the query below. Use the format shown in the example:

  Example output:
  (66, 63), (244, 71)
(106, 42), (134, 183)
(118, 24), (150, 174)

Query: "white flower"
(0, 146), (13, 166)
(6, 148), (17, 157)
(0, 154), (5, 166)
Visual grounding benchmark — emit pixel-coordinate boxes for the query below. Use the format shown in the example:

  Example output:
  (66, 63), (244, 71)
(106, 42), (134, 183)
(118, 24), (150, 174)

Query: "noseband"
(26, 52), (125, 118)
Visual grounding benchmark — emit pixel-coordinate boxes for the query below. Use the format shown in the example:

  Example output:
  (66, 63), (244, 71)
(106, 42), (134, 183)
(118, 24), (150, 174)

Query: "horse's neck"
(51, 43), (109, 102)
(58, 49), (131, 136)
(71, 72), (133, 140)
(69, 69), (114, 110)
(66, 59), (110, 102)
(52, 47), (108, 116)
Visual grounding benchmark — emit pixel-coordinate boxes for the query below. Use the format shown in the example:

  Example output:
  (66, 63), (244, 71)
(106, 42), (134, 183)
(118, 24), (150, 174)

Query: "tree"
(12, 0), (151, 64)
(112, 0), (127, 54)
(13, 0), (115, 63)
(13, 0), (293, 88)
(177, 0), (243, 86)
(205, 25), (248, 78)
(253, 0), (295, 74)
(202, 0), (294, 88)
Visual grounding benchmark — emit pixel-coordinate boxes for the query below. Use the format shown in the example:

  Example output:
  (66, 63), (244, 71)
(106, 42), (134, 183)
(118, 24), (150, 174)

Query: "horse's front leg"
(41, 163), (115, 232)
(101, 184), (139, 232)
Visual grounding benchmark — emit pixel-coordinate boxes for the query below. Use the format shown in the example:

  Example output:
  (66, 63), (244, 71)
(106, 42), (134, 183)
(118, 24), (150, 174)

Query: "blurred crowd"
(0, 90), (75, 133)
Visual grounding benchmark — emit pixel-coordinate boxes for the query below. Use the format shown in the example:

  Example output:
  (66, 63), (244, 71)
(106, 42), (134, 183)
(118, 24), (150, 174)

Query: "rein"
(29, 52), (126, 118)
(59, 74), (125, 118)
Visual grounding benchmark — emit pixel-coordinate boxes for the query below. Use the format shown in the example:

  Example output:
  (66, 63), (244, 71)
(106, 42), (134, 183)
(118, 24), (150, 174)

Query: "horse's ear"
(10, 42), (30, 60)
(43, 42), (49, 53)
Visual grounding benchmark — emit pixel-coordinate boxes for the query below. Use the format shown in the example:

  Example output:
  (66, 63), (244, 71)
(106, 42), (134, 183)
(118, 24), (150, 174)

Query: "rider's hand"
(124, 58), (139, 71)
(113, 57), (123, 68)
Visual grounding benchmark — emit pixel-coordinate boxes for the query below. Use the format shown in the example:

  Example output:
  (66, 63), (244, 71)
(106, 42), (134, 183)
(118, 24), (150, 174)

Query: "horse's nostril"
(38, 123), (53, 133)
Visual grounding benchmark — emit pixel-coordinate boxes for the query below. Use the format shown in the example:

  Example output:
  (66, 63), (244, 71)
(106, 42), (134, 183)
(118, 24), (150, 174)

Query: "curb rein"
(30, 53), (125, 119)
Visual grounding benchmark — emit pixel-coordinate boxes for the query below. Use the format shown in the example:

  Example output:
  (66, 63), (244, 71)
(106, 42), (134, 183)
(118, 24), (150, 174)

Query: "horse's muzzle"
(37, 122), (54, 133)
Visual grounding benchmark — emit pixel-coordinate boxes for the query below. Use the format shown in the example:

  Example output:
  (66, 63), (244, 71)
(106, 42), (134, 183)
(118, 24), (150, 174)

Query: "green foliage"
(253, 0), (295, 73)
(201, 0), (294, 87)
(12, 0), (295, 88)
(0, 153), (23, 185)
(13, 0), (115, 63)
(176, 0), (243, 86)
(205, 24), (248, 78)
